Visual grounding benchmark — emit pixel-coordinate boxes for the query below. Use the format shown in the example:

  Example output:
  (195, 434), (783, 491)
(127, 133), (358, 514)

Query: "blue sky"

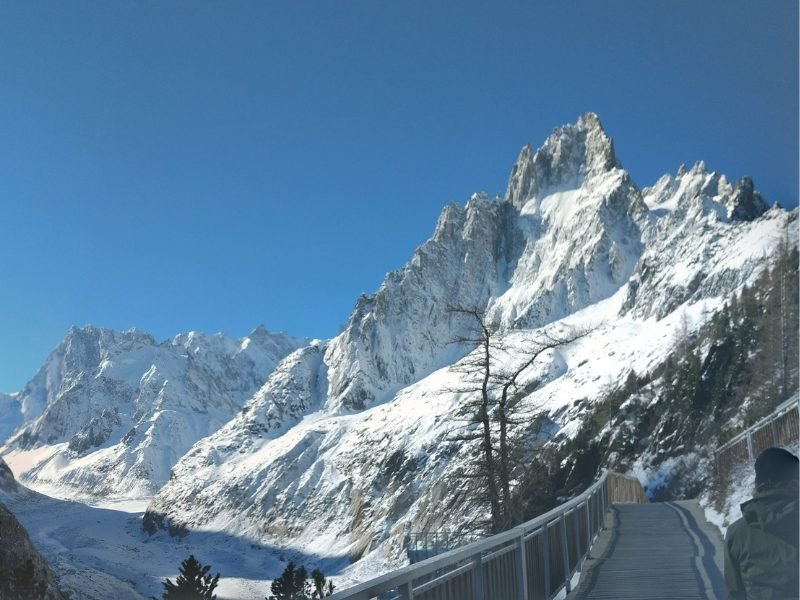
(0, 1), (797, 392)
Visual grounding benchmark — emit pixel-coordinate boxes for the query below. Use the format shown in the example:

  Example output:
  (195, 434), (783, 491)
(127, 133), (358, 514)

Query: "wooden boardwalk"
(572, 502), (726, 600)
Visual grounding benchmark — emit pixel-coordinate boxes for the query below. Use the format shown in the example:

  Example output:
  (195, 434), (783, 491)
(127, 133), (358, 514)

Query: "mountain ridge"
(1, 324), (307, 497)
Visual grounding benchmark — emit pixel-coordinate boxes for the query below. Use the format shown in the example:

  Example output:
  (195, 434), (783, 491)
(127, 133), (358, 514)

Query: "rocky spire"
(726, 176), (769, 221)
(505, 112), (620, 209)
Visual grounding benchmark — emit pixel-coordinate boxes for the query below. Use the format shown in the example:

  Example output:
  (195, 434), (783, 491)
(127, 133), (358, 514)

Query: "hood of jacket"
(740, 484), (799, 548)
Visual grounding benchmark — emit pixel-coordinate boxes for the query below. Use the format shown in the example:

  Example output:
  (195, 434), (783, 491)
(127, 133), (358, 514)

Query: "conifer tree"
(267, 562), (310, 600)
(310, 569), (335, 599)
(162, 554), (220, 600)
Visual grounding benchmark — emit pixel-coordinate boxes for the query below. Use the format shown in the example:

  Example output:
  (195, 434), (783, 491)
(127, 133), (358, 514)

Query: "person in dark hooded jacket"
(724, 447), (799, 599)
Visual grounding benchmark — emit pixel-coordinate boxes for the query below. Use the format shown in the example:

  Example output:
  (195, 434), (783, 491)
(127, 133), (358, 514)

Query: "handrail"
(716, 394), (799, 455)
(329, 469), (634, 600)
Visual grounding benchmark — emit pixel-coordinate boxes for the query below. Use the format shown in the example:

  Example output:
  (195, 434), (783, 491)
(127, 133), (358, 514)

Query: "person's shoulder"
(725, 516), (747, 544)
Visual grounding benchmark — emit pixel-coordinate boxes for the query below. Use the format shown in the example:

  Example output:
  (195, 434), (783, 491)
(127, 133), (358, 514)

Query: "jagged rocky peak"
(1, 323), (306, 497)
(322, 115), (648, 413)
(727, 176), (769, 221)
(13, 325), (155, 427)
(643, 160), (769, 223)
(505, 112), (620, 209)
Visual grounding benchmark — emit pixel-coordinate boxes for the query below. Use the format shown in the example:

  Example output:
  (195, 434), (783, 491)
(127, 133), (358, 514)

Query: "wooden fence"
(607, 471), (648, 504)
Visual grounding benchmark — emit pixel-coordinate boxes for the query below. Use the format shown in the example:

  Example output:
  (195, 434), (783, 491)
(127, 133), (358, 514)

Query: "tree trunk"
(480, 329), (502, 533)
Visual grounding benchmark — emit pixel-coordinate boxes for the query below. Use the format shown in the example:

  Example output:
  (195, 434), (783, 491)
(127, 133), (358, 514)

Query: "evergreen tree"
(162, 554), (220, 600)
(267, 562), (310, 600)
(310, 569), (335, 599)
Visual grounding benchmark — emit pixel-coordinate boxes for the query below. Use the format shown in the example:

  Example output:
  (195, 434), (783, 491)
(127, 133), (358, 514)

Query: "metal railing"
(713, 394), (799, 503)
(330, 470), (645, 600)
(407, 532), (481, 563)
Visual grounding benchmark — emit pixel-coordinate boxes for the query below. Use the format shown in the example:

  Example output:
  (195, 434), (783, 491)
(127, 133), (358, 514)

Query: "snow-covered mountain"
(0, 113), (794, 595)
(1, 325), (305, 497)
(137, 114), (794, 582)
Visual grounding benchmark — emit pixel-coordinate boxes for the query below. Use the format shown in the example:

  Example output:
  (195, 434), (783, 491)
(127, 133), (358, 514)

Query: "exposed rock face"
(505, 112), (619, 209)
(2, 325), (306, 496)
(0, 455), (17, 493)
(324, 195), (523, 413)
(0, 458), (66, 600)
(728, 176), (769, 221)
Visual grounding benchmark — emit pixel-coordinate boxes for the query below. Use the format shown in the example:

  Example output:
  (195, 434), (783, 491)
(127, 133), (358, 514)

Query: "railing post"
(399, 581), (413, 600)
(560, 515), (571, 593)
(595, 488), (602, 534)
(585, 500), (592, 551)
(746, 430), (754, 460)
(542, 523), (551, 599)
(514, 530), (528, 600)
(471, 553), (484, 600)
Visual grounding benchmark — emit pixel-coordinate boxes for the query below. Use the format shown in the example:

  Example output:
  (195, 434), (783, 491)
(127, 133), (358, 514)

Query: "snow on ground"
(3, 445), (62, 477)
(700, 461), (755, 537)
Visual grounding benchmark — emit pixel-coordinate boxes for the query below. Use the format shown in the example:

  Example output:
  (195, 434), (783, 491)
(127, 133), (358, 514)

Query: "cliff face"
(0, 458), (66, 600)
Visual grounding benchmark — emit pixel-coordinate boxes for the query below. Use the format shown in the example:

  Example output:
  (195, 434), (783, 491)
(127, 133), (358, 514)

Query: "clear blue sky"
(1, 1), (797, 392)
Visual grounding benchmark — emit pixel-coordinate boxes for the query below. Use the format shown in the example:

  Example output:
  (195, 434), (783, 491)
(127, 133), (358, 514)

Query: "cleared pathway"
(571, 502), (726, 600)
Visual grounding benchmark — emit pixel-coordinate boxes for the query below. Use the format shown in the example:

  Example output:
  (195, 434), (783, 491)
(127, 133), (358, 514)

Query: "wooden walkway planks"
(572, 502), (726, 600)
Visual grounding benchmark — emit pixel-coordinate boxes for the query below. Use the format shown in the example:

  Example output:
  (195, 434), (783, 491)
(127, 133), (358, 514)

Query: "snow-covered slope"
(140, 113), (794, 584)
(1, 325), (305, 497)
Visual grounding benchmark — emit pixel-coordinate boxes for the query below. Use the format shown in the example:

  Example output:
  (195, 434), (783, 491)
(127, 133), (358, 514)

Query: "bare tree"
(446, 307), (504, 533)
(446, 307), (589, 532)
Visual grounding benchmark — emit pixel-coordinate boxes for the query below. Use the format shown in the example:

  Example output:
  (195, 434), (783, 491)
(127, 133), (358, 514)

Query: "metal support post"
(471, 553), (484, 600)
(399, 581), (413, 600)
(560, 515), (571, 593)
(516, 531), (529, 600)
(542, 524), (551, 599)
(746, 431), (754, 461)
(585, 500), (592, 551)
